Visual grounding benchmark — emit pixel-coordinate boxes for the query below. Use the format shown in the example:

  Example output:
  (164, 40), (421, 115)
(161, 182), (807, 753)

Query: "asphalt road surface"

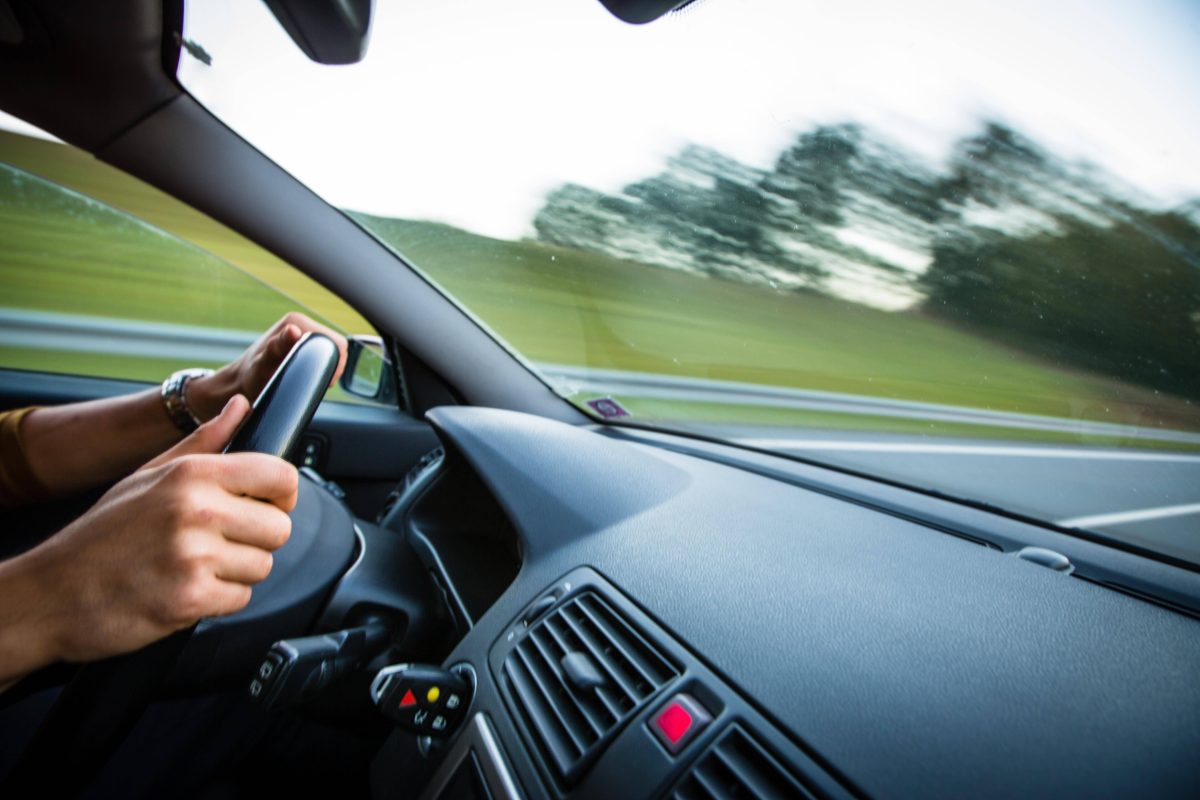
(693, 425), (1200, 566)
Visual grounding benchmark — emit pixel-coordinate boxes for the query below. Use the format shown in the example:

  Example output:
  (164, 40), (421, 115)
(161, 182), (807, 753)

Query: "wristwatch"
(161, 367), (215, 433)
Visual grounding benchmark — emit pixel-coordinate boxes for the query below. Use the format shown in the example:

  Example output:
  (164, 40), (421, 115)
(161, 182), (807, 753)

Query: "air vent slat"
(513, 644), (594, 756)
(713, 746), (769, 799)
(714, 736), (794, 800)
(556, 605), (641, 704)
(569, 601), (654, 700)
(526, 628), (609, 737)
(584, 592), (675, 681)
(506, 651), (583, 774)
(675, 779), (717, 800)
(532, 620), (568, 660)
(668, 727), (812, 800)
(579, 594), (674, 689)
(540, 616), (624, 723)
(692, 761), (731, 800)
(500, 589), (679, 789)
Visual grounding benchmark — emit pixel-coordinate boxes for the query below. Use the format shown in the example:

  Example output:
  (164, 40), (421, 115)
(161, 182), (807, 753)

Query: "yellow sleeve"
(0, 408), (47, 508)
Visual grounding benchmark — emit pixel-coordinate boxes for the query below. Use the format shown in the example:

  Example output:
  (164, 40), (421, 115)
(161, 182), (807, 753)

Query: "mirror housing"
(339, 335), (397, 404)
(262, 0), (373, 65)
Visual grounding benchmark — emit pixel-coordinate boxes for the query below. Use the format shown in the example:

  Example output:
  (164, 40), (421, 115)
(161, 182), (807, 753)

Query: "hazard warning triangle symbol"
(399, 689), (417, 708)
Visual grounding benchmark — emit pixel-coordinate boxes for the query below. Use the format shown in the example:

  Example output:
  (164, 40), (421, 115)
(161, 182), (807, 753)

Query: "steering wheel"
(3, 332), (342, 797)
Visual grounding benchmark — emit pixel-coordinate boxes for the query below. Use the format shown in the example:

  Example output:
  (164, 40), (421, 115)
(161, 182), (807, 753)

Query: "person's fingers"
(280, 312), (348, 385)
(203, 580), (255, 618)
(218, 495), (293, 550)
(212, 542), (276, 585)
(144, 395), (250, 469)
(184, 394), (251, 454)
(268, 323), (303, 362)
(211, 453), (300, 511)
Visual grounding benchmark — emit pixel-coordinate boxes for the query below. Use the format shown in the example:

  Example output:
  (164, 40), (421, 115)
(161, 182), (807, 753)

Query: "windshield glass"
(179, 0), (1200, 565)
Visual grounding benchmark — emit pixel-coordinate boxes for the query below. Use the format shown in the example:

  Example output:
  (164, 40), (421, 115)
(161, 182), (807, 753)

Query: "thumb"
(145, 394), (250, 469)
(270, 324), (303, 361)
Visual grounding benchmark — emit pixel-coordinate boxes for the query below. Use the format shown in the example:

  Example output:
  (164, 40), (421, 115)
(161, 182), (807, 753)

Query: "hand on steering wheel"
(4, 332), (343, 797)
(18, 396), (297, 667)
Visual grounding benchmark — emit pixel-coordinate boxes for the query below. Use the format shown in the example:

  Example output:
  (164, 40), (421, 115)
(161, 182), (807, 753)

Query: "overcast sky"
(5, 0), (1199, 241)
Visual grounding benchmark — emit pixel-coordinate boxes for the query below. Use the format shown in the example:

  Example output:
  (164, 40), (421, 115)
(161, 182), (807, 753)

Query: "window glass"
(0, 129), (377, 404)
(177, 0), (1200, 443)
(179, 0), (1200, 565)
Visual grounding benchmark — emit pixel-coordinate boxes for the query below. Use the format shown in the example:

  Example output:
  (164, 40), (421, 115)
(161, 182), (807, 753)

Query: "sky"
(4, 0), (1198, 241)
(176, 0), (1200, 240)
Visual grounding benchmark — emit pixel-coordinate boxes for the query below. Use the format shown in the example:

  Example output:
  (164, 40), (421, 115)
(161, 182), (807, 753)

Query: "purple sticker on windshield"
(585, 397), (630, 419)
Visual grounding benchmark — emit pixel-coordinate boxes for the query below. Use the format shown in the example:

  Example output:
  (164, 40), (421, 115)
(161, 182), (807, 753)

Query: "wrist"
(182, 368), (237, 424)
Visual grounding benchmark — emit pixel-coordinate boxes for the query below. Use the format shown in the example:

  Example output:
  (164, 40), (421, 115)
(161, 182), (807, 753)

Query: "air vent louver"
(669, 726), (814, 800)
(502, 591), (678, 787)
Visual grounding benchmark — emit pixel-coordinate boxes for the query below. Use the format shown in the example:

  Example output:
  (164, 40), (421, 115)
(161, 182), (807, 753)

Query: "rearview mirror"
(262, 0), (373, 65)
(596, 0), (697, 24)
(339, 335), (397, 404)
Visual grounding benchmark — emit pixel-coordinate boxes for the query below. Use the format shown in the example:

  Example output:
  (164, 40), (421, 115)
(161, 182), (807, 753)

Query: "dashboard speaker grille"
(668, 726), (814, 800)
(502, 590), (678, 787)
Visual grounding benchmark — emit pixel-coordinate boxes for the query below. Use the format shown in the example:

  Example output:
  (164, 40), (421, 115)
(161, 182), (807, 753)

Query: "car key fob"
(370, 663), (472, 737)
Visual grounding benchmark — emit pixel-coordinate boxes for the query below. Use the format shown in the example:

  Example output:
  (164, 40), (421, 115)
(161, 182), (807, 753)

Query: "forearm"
(0, 547), (63, 691)
(21, 388), (183, 497)
(11, 312), (340, 500)
(19, 371), (238, 499)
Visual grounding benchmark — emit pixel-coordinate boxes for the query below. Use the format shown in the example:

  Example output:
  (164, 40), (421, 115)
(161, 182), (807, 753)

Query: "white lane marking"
(735, 439), (1200, 463)
(1058, 503), (1200, 529)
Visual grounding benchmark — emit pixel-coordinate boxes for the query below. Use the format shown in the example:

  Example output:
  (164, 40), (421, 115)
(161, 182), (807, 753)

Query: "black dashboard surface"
(377, 406), (1200, 799)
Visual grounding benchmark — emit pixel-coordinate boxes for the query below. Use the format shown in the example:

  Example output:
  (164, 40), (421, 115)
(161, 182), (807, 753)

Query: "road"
(686, 423), (1200, 565)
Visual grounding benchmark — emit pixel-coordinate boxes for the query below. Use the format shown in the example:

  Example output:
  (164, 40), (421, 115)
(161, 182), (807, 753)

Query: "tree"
(922, 211), (1200, 398)
(532, 120), (1200, 399)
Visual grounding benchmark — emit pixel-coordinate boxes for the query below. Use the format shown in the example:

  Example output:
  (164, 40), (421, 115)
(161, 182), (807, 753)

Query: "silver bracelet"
(161, 368), (214, 433)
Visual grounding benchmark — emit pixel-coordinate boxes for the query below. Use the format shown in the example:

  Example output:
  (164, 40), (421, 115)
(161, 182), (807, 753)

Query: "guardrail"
(541, 364), (1200, 444)
(4, 308), (1198, 445)
(0, 308), (256, 364)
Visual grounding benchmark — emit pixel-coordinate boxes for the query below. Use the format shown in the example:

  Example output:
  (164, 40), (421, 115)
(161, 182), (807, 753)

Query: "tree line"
(532, 122), (1200, 400)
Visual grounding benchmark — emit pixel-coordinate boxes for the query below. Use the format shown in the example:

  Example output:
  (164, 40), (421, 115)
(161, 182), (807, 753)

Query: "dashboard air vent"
(502, 591), (678, 787)
(668, 726), (814, 800)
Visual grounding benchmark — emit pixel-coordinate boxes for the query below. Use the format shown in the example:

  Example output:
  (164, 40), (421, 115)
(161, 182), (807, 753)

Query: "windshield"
(179, 0), (1200, 565)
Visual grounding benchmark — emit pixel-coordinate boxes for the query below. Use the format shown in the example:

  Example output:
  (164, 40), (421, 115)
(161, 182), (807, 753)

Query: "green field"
(0, 129), (370, 333)
(357, 215), (1199, 438)
(1, 129), (1197, 445)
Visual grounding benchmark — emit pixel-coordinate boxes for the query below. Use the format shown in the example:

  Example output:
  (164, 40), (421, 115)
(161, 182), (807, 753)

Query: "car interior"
(0, 0), (1198, 798)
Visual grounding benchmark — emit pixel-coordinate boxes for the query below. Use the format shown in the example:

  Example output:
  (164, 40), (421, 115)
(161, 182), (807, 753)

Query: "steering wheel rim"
(3, 332), (342, 798)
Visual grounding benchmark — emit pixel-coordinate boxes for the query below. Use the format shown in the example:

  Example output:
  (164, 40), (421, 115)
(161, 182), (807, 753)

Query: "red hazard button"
(399, 688), (417, 708)
(649, 692), (713, 755)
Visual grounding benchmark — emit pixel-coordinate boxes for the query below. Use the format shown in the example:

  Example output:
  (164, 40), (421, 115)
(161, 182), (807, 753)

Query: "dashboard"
(363, 406), (1200, 799)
